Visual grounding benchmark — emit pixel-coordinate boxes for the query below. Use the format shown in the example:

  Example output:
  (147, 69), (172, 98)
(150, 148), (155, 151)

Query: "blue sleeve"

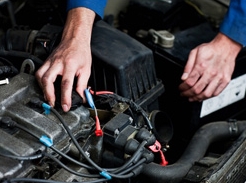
(67, 0), (107, 18)
(220, 0), (246, 47)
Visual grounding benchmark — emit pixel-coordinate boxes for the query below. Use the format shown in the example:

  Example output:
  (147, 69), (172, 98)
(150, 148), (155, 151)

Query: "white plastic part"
(0, 78), (9, 85)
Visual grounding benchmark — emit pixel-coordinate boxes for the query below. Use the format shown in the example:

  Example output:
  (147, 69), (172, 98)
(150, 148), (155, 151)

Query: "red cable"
(89, 89), (114, 95)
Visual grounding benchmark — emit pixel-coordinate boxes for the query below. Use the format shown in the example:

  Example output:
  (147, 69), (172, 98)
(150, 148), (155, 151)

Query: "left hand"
(179, 33), (242, 102)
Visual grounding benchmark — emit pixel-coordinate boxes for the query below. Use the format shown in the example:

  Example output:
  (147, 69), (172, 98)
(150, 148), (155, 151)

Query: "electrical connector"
(85, 88), (103, 137)
(95, 116), (103, 136)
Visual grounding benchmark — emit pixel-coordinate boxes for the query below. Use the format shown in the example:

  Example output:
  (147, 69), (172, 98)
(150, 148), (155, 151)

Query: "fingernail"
(50, 101), (55, 107)
(181, 73), (188, 80)
(62, 104), (69, 112)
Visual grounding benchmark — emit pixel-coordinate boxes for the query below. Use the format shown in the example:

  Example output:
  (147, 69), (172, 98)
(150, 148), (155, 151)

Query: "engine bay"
(1, 0), (246, 183)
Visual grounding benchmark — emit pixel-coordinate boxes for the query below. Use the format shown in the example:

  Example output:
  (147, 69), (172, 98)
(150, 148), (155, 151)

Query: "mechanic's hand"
(35, 8), (95, 112)
(179, 33), (242, 102)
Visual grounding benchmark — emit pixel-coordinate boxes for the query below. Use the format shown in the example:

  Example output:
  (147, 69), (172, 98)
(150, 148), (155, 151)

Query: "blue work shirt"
(220, 0), (246, 46)
(67, 0), (107, 18)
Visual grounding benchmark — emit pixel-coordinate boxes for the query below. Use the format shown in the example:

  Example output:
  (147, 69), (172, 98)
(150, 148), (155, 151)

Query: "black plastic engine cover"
(90, 20), (164, 112)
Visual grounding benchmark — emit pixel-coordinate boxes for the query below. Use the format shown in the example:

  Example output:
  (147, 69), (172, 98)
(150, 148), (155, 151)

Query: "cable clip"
(148, 140), (168, 166)
(100, 171), (112, 180)
(84, 88), (95, 109)
(40, 135), (53, 147)
(42, 103), (51, 114)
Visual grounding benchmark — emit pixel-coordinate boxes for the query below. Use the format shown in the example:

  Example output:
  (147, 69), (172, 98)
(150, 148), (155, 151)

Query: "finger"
(40, 64), (63, 107)
(76, 71), (91, 103)
(35, 61), (51, 88)
(179, 68), (202, 93)
(60, 67), (76, 112)
(213, 78), (230, 96)
(181, 49), (197, 80)
(41, 72), (57, 107)
(189, 79), (221, 101)
(180, 73), (211, 98)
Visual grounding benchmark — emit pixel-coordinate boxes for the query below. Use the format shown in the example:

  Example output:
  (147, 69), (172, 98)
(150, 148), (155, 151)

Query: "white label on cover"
(200, 74), (246, 118)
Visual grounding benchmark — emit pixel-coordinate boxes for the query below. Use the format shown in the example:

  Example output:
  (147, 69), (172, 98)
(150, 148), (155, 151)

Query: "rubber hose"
(0, 0), (16, 27)
(0, 65), (18, 77)
(141, 120), (246, 183)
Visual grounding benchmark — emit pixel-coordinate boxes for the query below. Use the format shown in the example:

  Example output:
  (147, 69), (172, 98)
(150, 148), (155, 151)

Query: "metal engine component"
(1, 1), (246, 183)
(0, 73), (94, 181)
(148, 29), (175, 48)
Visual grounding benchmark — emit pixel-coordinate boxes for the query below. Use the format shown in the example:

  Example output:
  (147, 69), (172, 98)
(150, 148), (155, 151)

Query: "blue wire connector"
(40, 135), (53, 147)
(84, 89), (95, 109)
(42, 103), (51, 114)
(100, 171), (112, 180)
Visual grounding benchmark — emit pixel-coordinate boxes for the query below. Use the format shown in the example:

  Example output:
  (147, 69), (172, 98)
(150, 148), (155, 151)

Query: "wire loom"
(1, 88), (160, 183)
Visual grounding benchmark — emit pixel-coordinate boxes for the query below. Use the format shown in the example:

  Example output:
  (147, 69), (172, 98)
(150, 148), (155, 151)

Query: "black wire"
(15, 123), (40, 139)
(118, 158), (146, 175)
(5, 177), (107, 183)
(0, 57), (13, 66)
(50, 136), (144, 175)
(112, 141), (147, 174)
(43, 152), (100, 178)
(5, 118), (108, 180)
(0, 152), (43, 160)
(50, 107), (104, 173)
(50, 107), (144, 179)
(96, 93), (153, 130)
(49, 146), (95, 170)
(4, 101), (147, 179)
(9, 111), (143, 179)
(5, 115), (95, 170)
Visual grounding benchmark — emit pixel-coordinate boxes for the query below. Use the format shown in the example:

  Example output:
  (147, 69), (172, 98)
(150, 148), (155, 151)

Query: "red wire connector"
(95, 116), (103, 136)
(85, 88), (103, 137)
(148, 140), (168, 166)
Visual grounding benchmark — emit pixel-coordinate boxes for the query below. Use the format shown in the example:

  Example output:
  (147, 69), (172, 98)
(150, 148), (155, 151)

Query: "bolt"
(0, 78), (9, 85)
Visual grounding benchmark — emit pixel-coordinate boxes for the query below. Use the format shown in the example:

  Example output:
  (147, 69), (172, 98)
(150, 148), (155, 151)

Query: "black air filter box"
(90, 20), (164, 111)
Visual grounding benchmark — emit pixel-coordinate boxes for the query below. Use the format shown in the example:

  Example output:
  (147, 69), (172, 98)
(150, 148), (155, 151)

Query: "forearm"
(61, 7), (95, 44)
(212, 32), (242, 58)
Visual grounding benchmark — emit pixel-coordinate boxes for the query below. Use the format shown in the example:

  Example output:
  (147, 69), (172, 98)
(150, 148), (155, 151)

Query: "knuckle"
(203, 92), (211, 98)
(199, 62), (207, 69)
(193, 87), (201, 95)
(222, 76), (231, 84)
(185, 80), (194, 87)
(189, 49), (196, 56)
(61, 79), (71, 89)
(35, 70), (41, 78)
(210, 70), (218, 77)
(41, 76), (49, 86)
(212, 92), (219, 97)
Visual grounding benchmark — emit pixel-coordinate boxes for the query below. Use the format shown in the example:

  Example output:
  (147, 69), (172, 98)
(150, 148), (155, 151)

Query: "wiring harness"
(0, 88), (168, 183)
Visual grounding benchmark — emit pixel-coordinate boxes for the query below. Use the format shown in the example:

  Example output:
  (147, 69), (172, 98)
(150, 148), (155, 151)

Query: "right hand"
(35, 7), (96, 112)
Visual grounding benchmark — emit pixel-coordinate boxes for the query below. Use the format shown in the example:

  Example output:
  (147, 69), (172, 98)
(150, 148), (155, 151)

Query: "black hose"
(141, 120), (246, 183)
(0, 65), (18, 77)
(0, 0), (16, 27)
(0, 50), (43, 70)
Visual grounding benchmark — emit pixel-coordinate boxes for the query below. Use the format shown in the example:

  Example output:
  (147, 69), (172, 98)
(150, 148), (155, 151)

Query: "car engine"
(1, 1), (246, 183)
